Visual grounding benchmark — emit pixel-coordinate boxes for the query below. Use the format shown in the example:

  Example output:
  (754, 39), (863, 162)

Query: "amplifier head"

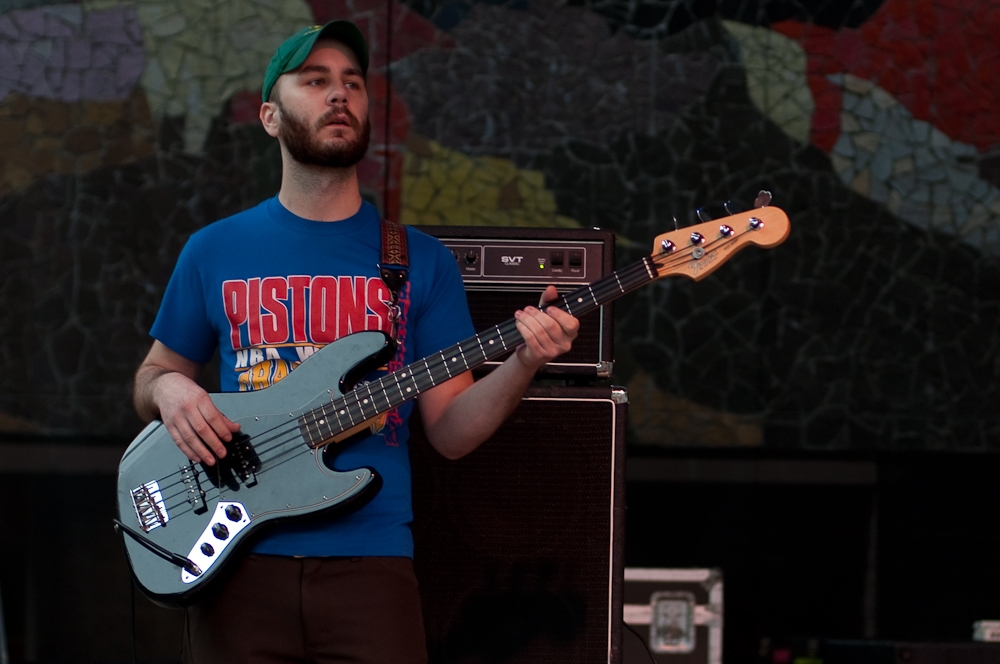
(415, 226), (616, 379)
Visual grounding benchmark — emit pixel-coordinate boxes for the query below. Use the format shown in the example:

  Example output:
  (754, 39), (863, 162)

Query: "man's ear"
(260, 101), (280, 138)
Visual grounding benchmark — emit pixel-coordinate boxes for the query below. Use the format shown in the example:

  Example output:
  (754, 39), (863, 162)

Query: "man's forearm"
(419, 352), (539, 460)
(132, 341), (206, 423)
(133, 364), (174, 422)
(417, 289), (579, 459)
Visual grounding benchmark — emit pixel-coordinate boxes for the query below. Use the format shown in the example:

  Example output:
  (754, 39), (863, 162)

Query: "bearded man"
(132, 20), (579, 664)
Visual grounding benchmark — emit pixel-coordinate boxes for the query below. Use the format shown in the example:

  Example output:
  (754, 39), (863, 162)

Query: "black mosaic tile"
(0, 121), (280, 434)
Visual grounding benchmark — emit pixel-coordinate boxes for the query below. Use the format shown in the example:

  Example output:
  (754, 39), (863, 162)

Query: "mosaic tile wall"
(2, 0), (999, 452)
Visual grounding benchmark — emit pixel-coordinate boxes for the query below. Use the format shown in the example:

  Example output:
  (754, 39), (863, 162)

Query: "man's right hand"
(133, 341), (240, 466)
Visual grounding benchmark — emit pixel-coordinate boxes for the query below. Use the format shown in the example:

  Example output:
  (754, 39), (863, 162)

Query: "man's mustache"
(316, 107), (360, 130)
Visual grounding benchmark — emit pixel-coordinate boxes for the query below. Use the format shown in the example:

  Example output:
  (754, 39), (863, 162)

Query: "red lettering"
(309, 276), (338, 343)
(288, 275), (310, 343)
(338, 276), (367, 337)
(247, 278), (262, 346)
(260, 277), (289, 344)
(222, 280), (248, 350)
(367, 278), (391, 332)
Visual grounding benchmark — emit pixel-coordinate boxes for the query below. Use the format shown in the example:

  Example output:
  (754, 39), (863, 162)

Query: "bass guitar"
(115, 200), (790, 607)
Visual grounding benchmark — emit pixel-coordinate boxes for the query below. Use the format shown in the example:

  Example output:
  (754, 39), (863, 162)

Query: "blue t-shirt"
(150, 197), (474, 557)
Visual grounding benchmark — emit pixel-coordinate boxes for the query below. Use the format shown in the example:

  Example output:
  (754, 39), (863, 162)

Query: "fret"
(454, 344), (470, 371)
(298, 414), (318, 447)
(356, 395), (371, 422)
(439, 352), (453, 378)
(402, 369), (419, 397)
(340, 401), (356, 426)
(313, 413), (327, 442)
(365, 383), (392, 415)
(421, 359), (437, 387)
(314, 412), (332, 440)
(392, 373), (408, 402)
(316, 409), (340, 440)
(479, 328), (499, 358)
(370, 378), (392, 411)
(476, 334), (491, 363)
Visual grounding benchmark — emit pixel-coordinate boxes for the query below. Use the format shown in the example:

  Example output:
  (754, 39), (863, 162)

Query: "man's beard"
(278, 102), (371, 168)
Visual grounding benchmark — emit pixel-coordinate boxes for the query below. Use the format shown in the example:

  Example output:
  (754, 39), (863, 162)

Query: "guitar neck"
(298, 204), (791, 446)
(298, 254), (659, 445)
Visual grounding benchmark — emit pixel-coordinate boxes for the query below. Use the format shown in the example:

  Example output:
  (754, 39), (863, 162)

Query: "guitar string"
(141, 228), (754, 518)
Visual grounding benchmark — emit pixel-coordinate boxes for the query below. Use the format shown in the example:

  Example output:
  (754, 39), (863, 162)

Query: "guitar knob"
(212, 523), (230, 540)
(200, 542), (215, 557)
(225, 505), (243, 522)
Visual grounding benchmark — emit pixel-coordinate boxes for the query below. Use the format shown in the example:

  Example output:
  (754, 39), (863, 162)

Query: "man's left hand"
(513, 285), (580, 371)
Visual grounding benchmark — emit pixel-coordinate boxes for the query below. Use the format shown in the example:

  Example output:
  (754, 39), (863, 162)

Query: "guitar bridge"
(131, 480), (169, 532)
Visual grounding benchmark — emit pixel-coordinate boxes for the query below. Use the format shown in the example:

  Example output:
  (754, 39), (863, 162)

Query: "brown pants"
(182, 554), (428, 664)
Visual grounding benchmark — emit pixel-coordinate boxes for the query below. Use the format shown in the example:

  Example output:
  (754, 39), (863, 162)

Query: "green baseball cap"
(262, 20), (369, 103)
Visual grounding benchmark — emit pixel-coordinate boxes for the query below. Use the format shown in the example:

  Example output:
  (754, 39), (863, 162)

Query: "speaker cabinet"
(409, 385), (628, 664)
(416, 226), (615, 379)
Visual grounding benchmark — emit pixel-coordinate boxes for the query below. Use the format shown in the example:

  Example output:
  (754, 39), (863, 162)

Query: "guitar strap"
(378, 218), (409, 344)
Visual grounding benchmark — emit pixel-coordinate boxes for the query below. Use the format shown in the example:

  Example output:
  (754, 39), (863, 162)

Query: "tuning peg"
(723, 200), (743, 215)
(672, 216), (680, 231)
(753, 190), (772, 208)
(696, 207), (712, 223)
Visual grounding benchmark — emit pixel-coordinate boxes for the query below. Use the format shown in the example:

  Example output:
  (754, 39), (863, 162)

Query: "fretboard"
(297, 253), (661, 446)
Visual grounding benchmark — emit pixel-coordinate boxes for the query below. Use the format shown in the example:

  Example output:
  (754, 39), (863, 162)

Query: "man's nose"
(327, 82), (348, 105)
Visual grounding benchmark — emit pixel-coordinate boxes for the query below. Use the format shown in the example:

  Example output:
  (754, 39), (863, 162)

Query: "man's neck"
(277, 161), (364, 222)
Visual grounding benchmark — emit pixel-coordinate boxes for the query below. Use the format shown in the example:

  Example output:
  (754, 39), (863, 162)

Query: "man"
(132, 20), (579, 664)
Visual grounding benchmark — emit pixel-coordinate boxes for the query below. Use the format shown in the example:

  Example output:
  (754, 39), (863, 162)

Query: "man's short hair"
(262, 20), (369, 102)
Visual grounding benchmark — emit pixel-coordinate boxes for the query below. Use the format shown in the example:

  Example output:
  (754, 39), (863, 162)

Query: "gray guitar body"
(116, 331), (393, 607)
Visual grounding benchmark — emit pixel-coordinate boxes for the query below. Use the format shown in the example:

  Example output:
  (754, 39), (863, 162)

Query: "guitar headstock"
(649, 205), (790, 281)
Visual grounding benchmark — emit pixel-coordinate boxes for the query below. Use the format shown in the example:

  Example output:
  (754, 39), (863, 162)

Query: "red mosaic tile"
(776, 0), (1000, 151)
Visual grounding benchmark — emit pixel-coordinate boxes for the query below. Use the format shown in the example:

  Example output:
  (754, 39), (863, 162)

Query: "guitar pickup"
(131, 480), (169, 532)
(229, 433), (260, 486)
